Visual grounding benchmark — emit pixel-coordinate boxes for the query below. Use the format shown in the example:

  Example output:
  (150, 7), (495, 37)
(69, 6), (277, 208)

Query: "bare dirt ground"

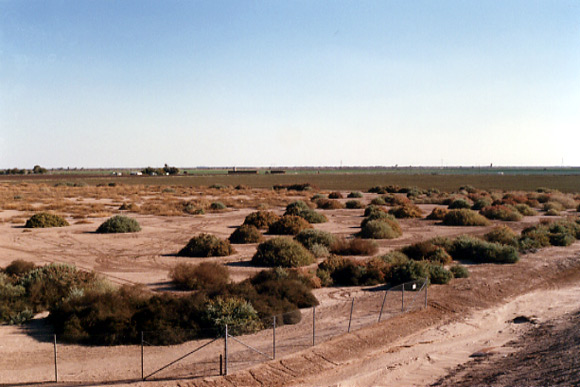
(1, 187), (580, 386)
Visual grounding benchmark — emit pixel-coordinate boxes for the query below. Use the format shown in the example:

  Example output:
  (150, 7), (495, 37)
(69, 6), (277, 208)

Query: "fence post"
(348, 298), (355, 333)
(220, 354), (223, 376)
(224, 324), (229, 376)
(424, 279), (428, 308)
(378, 290), (388, 322)
(273, 316), (276, 360)
(312, 306), (316, 346)
(401, 285), (405, 312)
(141, 331), (144, 381)
(53, 334), (58, 383)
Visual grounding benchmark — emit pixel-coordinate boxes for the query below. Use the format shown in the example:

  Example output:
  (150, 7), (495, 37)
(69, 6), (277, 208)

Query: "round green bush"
(360, 219), (402, 239)
(401, 242), (452, 264)
(170, 262), (230, 290)
(448, 198), (472, 209)
(514, 203), (537, 216)
(296, 209), (328, 224)
(345, 200), (364, 209)
(388, 260), (429, 286)
(315, 198), (345, 210)
(347, 191), (363, 198)
(480, 205), (523, 221)
(389, 204), (423, 219)
(252, 237), (315, 267)
(25, 212), (69, 228)
(450, 235), (519, 264)
(471, 197), (493, 210)
(364, 204), (387, 217)
(295, 229), (337, 250)
(361, 211), (398, 228)
(229, 225), (264, 244)
(450, 265), (470, 278)
(428, 265), (452, 285)
(210, 201), (227, 211)
(484, 226), (518, 246)
(370, 196), (387, 206)
(442, 209), (491, 226)
(328, 191), (343, 199)
(96, 215), (141, 233)
(285, 201), (311, 216)
(268, 215), (312, 235)
(243, 211), (280, 229)
(178, 233), (234, 257)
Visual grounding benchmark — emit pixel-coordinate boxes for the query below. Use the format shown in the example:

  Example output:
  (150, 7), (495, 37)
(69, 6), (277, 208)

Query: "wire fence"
(0, 278), (428, 385)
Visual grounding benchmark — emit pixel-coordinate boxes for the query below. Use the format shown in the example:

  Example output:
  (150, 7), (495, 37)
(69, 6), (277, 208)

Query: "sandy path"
(296, 284), (580, 386)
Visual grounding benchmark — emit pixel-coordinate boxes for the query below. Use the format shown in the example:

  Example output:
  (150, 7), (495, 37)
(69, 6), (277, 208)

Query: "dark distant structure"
(228, 167), (258, 175)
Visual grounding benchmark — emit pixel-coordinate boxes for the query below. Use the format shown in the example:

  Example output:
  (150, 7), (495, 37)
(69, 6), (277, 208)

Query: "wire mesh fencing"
(0, 278), (428, 385)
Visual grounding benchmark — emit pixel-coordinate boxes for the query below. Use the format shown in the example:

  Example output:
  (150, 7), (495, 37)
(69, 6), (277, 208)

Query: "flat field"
(0, 181), (579, 386)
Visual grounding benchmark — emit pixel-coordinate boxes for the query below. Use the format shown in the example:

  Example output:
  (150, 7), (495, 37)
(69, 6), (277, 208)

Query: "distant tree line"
(141, 164), (180, 176)
(0, 165), (47, 175)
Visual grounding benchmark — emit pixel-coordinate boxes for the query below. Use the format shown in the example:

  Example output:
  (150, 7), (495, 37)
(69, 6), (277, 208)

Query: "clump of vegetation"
(543, 201), (564, 215)
(25, 212), (69, 228)
(471, 197), (493, 210)
(514, 203), (537, 216)
(273, 183), (314, 191)
(96, 215), (141, 233)
(317, 256), (387, 286)
(119, 202), (139, 212)
(330, 238), (378, 256)
(268, 215), (312, 235)
(370, 196), (387, 206)
(178, 234), (234, 257)
(243, 211), (280, 230)
(442, 209), (491, 226)
(228, 225), (264, 244)
(450, 265), (470, 278)
(449, 235), (519, 264)
(328, 191), (343, 199)
(389, 204), (423, 218)
(295, 229), (337, 251)
(360, 219), (402, 239)
(484, 226), (518, 246)
(426, 207), (449, 220)
(345, 200), (364, 209)
(315, 198), (345, 210)
(285, 201), (311, 216)
(388, 260), (429, 287)
(204, 297), (262, 335)
(401, 241), (452, 264)
(364, 204), (388, 217)
(252, 237), (315, 267)
(296, 209), (328, 224)
(347, 191), (363, 198)
(448, 198), (472, 209)
(428, 265), (452, 285)
(519, 219), (580, 250)
(209, 201), (227, 211)
(3, 260), (36, 277)
(480, 205), (523, 221)
(170, 262), (230, 290)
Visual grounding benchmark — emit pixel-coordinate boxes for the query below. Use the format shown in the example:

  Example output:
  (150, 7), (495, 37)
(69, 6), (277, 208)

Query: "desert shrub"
(450, 265), (470, 278)
(514, 203), (537, 216)
(328, 191), (343, 199)
(295, 229), (337, 250)
(480, 205), (523, 221)
(426, 207), (449, 220)
(249, 268), (318, 309)
(96, 215), (141, 233)
(273, 183), (313, 191)
(309, 243), (330, 258)
(484, 226), (519, 246)
(348, 191), (363, 198)
(25, 212), (69, 228)
(228, 225), (264, 244)
(345, 200), (364, 209)
(209, 201), (227, 211)
(364, 204), (387, 217)
(401, 241), (452, 264)
(310, 194), (326, 201)
(170, 262), (230, 290)
(119, 202), (139, 211)
(449, 235), (519, 264)
(296, 209), (328, 223)
(549, 194), (577, 209)
(268, 215), (312, 235)
(183, 203), (205, 215)
(252, 237), (315, 267)
(370, 196), (387, 206)
(429, 236), (455, 252)
(389, 204), (423, 218)
(545, 208), (560, 216)
(428, 265), (452, 285)
(543, 201), (564, 213)
(4, 260), (36, 277)
(330, 238), (378, 256)
(442, 209), (491, 226)
(379, 250), (409, 265)
(388, 260), (429, 286)
(471, 197), (493, 210)
(285, 201), (311, 216)
(178, 234), (234, 257)
(243, 211), (280, 229)
(209, 184), (229, 190)
(317, 256), (386, 286)
(448, 199), (472, 209)
(360, 219), (402, 239)
(204, 297), (262, 335)
(518, 224), (551, 251)
(315, 198), (345, 210)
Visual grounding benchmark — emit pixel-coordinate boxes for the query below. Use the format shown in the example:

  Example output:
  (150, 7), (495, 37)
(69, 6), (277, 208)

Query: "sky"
(1, 0), (579, 169)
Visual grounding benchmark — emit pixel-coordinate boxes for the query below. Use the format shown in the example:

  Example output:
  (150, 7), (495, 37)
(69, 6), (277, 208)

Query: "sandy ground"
(1, 190), (580, 386)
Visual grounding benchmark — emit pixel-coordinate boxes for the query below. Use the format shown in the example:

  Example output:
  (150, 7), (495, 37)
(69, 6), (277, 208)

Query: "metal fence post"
(312, 306), (316, 346)
(273, 316), (276, 360)
(378, 290), (388, 322)
(53, 334), (58, 383)
(224, 324), (229, 376)
(424, 279), (428, 308)
(348, 298), (355, 333)
(141, 331), (144, 380)
(401, 285), (405, 312)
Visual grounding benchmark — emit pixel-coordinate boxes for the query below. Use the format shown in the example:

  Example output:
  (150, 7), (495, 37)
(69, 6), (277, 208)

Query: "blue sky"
(1, 1), (579, 168)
